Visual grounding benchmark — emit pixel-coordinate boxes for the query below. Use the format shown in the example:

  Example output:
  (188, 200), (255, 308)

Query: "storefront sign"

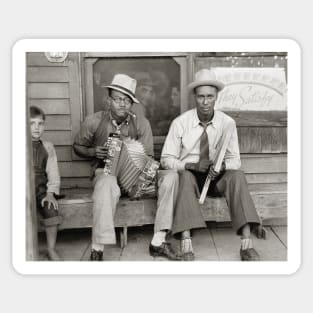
(213, 68), (287, 111)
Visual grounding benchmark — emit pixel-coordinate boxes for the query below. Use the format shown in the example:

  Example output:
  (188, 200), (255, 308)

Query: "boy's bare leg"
(46, 225), (62, 261)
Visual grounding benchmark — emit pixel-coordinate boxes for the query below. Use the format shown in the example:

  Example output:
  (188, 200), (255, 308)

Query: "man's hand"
(208, 165), (219, 180)
(41, 192), (59, 210)
(208, 161), (226, 180)
(196, 159), (212, 173)
(95, 146), (108, 160)
(185, 160), (212, 173)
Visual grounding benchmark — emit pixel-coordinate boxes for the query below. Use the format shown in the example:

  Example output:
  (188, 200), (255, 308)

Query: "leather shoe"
(181, 251), (195, 261)
(240, 248), (260, 261)
(149, 243), (181, 261)
(252, 224), (267, 239)
(90, 249), (103, 261)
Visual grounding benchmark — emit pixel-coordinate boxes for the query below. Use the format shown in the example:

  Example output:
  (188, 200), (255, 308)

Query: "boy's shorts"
(37, 196), (63, 227)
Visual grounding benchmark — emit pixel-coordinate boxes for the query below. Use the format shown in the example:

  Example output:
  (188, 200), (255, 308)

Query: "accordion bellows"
(103, 136), (159, 198)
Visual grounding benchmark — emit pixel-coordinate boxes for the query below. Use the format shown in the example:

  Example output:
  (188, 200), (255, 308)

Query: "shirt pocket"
(181, 134), (200, 152)
(181, 129), (202, 152)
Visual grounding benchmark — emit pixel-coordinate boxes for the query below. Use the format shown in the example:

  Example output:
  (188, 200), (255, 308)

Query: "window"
(84, 54), (187, 136)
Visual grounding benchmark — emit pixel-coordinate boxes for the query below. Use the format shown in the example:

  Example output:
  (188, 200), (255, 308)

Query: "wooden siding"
(27, 66), (69, 82)
(26, 52), (82, 189)
(59, 154), (287, 193)
(28, 99), (71, 114)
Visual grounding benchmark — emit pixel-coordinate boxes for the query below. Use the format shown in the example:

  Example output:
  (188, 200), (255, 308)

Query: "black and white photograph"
(12, 39), (300, 275)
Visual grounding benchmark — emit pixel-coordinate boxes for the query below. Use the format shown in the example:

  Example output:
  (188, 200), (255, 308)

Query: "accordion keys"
(103, 135), (122, 176)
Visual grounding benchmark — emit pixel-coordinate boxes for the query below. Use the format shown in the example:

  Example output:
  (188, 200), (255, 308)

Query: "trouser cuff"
(93, 233), (116, 245)
(154, 223), (172, 234)
(236, 221), (261, 236)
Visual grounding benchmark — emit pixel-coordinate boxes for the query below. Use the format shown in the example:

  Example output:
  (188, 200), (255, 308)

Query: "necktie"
(199, 122), (210, 162)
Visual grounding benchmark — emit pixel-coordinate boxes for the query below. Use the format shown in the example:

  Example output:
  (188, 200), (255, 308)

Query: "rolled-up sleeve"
(160, 120), (185, 171)
(223, 120), (241, 170)
(43, 142), (61, 195)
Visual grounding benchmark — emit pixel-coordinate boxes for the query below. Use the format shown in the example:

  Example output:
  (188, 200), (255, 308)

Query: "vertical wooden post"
(123, 226), (128, 247)
(26, 100), (39, 261)
(187, 53), (195, 110)
(119, 227), (128, 249)
(120, 229), (124, 249)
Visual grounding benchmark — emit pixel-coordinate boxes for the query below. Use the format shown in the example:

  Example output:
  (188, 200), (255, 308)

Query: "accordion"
(103, 134), (160, 199)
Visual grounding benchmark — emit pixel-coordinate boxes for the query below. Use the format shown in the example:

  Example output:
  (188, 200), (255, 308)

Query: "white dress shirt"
(160, 109), (241, 171)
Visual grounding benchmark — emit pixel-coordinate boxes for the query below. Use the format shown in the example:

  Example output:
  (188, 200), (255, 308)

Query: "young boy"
(29, 106), (63, 261)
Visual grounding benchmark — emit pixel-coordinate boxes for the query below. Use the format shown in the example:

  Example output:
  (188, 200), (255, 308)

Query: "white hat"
(102, 74), (139, 103)
(188, 69), (224, 92)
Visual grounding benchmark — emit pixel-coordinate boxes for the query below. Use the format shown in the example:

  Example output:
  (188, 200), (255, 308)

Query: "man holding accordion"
(73, 74), (180, 261)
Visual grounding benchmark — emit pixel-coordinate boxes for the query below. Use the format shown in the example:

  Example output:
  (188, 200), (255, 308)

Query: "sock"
(241, 238), (253, 250)
(181, 238), (193, 253)
(181, 230), (191, 240)
(151, 231), (167, 246)
(92, 243), (104, 252)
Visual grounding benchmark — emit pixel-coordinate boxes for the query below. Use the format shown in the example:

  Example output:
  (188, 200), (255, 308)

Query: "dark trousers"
(172, 170), (260, 236)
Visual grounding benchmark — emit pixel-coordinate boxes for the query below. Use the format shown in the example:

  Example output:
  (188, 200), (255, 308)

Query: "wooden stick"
(199, 176), (211, 205)
(199, 124), (234, 204)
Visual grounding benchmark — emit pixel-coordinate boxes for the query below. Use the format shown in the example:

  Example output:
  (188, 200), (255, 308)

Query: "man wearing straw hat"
(160, 69), (263, 261)
(73, 73), (180, 261)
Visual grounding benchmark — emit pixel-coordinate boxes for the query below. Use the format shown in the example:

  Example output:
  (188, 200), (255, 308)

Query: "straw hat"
(102, 74), (139, 103)
(188, 69), (224, 92)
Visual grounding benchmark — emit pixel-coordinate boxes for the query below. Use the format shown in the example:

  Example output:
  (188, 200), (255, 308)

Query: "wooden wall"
(26, 52), (287, 198)
(26, 52), (90, 189)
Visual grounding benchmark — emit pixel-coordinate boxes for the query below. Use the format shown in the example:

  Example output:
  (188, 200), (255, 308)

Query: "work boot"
(240, 248), (260, 261)
(149, 243), (181, 260)
(240, 238), (260, 261)
(90, 249), (103, 261)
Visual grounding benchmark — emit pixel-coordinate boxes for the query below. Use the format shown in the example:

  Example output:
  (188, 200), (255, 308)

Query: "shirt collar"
(109, 112), (130, 126)
(32, 139), (43, 145)
(192, 108), (218, 129)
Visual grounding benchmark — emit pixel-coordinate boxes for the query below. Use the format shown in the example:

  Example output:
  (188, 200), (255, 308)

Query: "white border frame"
(12, 39), (301, 275)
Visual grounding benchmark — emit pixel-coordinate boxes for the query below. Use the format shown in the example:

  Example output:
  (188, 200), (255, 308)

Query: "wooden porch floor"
(38, 224), (287, 261)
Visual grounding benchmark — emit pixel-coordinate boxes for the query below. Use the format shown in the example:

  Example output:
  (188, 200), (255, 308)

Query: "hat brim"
(188, 80), (224, 92)
(102, 85), (139, 104)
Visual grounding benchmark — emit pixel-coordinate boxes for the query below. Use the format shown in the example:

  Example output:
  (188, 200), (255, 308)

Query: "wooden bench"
(53, 183), (287, 247)
(46, 152), (288, 247)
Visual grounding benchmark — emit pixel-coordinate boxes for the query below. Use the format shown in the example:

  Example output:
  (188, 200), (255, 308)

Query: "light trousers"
(92, 169), (179, 245)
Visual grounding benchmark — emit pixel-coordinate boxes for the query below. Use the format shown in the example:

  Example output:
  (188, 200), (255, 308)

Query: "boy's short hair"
(29, 106), (46, 120)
